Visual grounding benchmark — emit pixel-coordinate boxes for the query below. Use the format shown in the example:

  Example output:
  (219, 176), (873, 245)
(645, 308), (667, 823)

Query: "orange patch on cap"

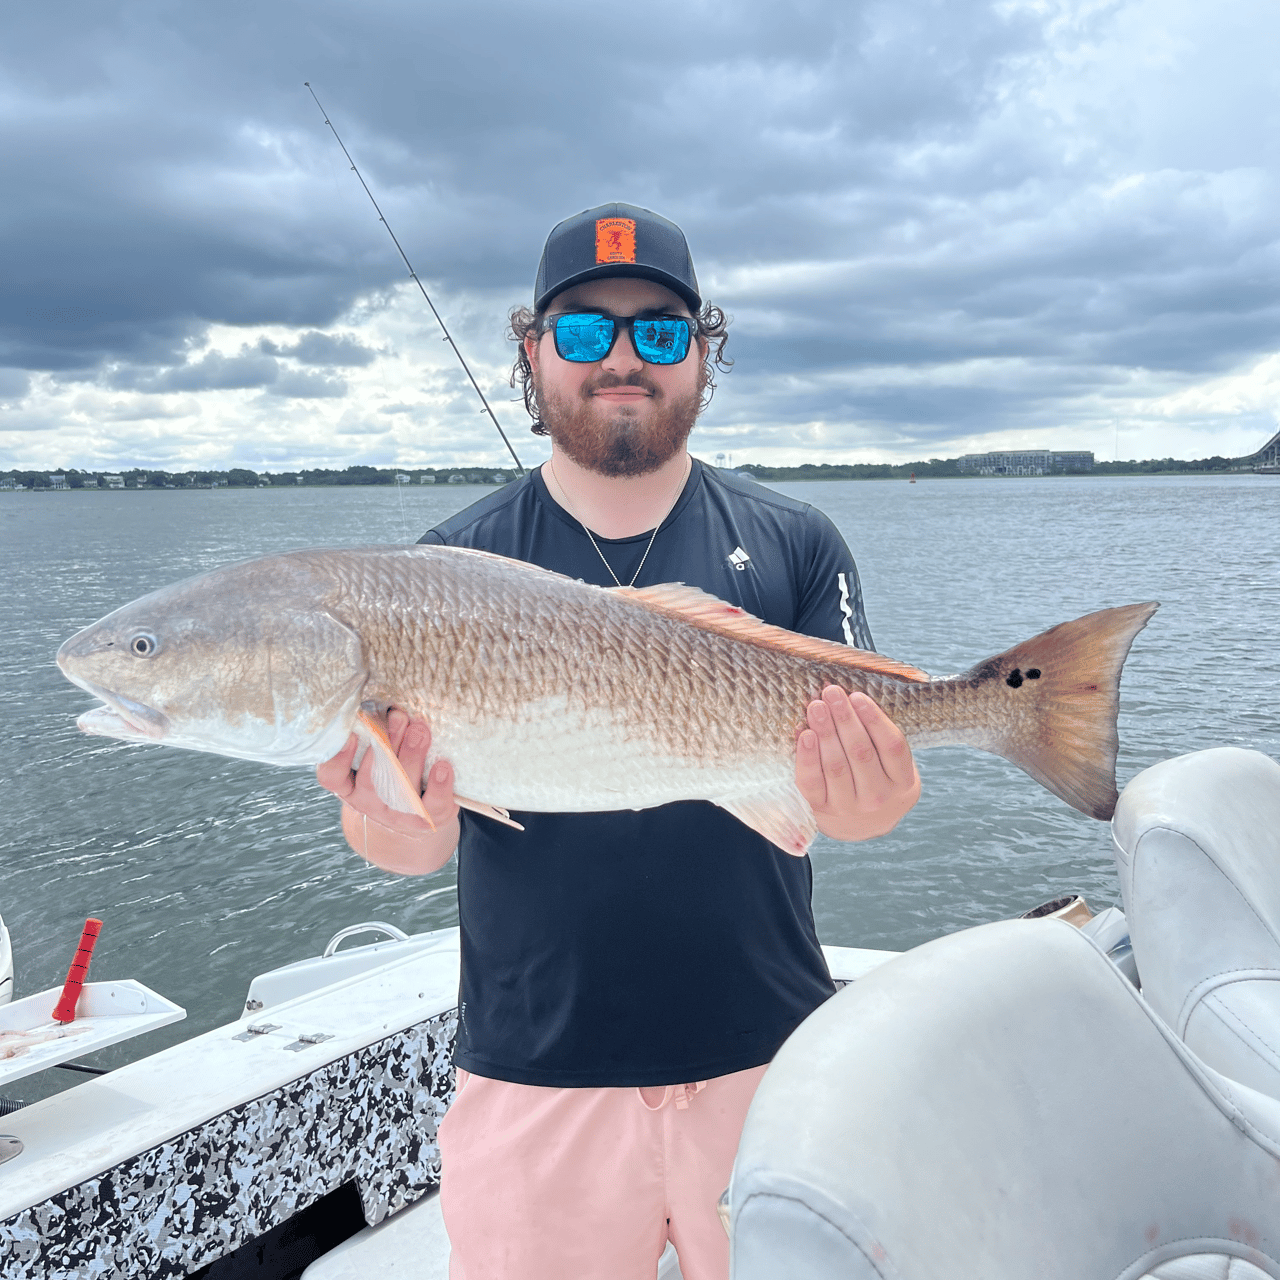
(595, 218), (637, 265)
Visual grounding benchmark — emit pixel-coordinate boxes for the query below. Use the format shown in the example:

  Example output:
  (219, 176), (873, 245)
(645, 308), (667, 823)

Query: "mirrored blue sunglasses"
(542, 310), (694, 366)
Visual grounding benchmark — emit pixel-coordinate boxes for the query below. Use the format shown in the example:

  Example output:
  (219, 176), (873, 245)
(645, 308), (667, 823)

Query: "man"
(317, 204), (920, 1279)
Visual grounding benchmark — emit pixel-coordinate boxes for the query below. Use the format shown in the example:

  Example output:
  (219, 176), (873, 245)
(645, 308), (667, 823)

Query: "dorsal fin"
(617, 583), (931, 683)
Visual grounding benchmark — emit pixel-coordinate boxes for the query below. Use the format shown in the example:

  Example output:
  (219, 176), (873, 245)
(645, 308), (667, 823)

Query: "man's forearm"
(341, 803), (459, 876)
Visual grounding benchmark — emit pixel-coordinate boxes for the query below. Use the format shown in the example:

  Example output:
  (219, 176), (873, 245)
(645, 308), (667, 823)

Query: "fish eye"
(129, 633), (159, 658)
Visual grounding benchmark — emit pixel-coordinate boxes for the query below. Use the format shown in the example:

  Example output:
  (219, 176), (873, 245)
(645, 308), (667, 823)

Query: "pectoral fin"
(355, 710), (436, 831)
(718, 784), (816, 857)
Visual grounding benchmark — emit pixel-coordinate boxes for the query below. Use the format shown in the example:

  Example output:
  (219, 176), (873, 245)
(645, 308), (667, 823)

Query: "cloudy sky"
(2, 0), (1278, 471)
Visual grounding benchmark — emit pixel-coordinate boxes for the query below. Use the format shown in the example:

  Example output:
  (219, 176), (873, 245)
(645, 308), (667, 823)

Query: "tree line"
(0, 465), (518, 489)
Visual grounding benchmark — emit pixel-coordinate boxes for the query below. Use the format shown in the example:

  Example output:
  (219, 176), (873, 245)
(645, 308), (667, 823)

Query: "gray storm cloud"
(0, 0), (1277, 463)
(260, 332), (378, 366)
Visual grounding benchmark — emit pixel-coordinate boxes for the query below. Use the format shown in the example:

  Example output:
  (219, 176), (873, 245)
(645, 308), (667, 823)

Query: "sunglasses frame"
(539, 309), (696, 366)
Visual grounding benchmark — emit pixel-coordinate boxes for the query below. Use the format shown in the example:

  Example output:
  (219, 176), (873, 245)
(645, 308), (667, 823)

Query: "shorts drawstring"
(637, 1080), (708, 1112)
(674, 1081), (706, 1111)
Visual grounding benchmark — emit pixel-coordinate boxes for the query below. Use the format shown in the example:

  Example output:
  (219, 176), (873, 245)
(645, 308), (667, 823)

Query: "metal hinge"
(283, 1032), (334, 1052)
(232, 1022), (281, 1042)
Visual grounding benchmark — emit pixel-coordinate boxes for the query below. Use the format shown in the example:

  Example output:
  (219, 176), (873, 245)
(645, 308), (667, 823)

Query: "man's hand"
(316, 708), (460, 875)
(795, 687), (920, 842)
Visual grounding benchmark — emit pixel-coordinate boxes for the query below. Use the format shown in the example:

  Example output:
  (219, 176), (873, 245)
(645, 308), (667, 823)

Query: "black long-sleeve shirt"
(420, 461), (872, 1086)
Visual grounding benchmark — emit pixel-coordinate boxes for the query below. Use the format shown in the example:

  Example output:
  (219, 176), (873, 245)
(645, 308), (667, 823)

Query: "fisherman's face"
(526, 277), (705, 478)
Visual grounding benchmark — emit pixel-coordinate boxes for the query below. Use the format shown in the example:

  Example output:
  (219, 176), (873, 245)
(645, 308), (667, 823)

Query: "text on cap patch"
(595, 218), (637, 264)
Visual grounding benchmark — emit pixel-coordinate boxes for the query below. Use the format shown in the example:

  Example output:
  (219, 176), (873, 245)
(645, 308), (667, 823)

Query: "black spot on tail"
(1026, 668), (1041, 679)
(1006, 669), (1024, 688)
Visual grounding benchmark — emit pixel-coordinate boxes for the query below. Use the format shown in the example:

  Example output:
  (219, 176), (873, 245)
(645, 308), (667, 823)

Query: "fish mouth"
(76, 705), (168, 742)
(67, 681), (170, 741)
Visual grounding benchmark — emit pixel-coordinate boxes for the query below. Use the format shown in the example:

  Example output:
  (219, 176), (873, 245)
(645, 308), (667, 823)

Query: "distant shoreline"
(1, 455), (1272, 491)
(0, 471), (1269, 488)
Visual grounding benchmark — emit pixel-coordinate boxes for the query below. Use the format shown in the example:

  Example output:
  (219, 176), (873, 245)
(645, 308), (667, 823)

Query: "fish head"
(57, 556), (367, 766)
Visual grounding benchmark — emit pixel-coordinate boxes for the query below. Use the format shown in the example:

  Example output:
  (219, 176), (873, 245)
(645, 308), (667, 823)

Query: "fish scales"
(351, 553), (792, 776)
(57, 545), (1158, 851)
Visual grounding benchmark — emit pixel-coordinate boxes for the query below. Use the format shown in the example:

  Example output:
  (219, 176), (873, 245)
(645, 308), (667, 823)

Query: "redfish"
(57, 545), (1157, 855)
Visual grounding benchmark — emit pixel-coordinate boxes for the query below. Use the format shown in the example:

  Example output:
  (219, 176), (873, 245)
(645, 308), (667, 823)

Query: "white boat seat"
(1112, 747), (1280, 1098)
(728, 919), (1280, 1279)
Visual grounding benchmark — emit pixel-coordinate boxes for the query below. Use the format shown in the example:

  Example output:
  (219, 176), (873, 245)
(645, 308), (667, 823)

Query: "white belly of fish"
(424, 695), (786, 813)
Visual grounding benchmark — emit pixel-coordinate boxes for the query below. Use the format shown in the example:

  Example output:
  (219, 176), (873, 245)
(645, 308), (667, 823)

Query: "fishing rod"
(304, 82), (525, 475)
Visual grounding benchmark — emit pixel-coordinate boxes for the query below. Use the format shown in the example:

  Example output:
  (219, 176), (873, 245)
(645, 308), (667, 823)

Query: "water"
(2, 475), (1277, 1101)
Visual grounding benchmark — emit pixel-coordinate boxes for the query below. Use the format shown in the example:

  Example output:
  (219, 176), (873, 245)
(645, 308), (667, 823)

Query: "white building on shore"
(957, 450), (1094, 476)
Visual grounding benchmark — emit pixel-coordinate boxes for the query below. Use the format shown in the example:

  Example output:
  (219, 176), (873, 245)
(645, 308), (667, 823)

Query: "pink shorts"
(437, 1063), (768, 1280)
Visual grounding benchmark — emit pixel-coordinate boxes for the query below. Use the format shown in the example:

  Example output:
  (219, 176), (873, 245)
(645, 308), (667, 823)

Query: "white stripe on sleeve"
(837, 572), (856, 646)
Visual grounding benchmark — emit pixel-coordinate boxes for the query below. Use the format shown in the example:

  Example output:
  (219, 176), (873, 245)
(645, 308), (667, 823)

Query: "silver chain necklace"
(547, 456), (690, 589)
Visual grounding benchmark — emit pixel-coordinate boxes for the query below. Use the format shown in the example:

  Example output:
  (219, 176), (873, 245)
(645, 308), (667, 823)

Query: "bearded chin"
(538, 383), (702, 478)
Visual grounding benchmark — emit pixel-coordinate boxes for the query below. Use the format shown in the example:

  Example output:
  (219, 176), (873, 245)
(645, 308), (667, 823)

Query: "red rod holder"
(52, 918), (103, 1024)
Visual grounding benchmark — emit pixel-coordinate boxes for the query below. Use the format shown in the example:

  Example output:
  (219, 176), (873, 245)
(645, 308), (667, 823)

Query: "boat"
(1, 748), (1276, 1277)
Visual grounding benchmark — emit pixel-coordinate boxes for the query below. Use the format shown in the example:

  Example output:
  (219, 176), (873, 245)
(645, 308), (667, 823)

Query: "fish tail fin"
(969, 602), (1158, 820)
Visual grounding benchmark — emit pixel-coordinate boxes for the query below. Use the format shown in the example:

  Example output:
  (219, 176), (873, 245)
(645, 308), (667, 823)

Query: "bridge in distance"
(1243, 427), (1280, 473)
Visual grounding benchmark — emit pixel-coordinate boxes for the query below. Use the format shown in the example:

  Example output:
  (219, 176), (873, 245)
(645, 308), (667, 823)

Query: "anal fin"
(717, 784), (816, 858)
(355, 710), (436, 831)
(454, 794), (525, 832)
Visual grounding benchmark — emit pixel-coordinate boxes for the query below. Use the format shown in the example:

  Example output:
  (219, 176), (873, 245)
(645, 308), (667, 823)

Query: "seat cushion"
(1184, 977), (1280, 1099)
(1112, 748), (1280, 1096)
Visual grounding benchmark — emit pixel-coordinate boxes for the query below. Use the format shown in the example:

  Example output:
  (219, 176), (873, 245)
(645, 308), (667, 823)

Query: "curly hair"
(509, 302), (733, 434)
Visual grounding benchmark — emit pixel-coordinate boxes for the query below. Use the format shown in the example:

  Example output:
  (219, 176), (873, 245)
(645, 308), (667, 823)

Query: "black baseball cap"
(534, 203), (701, 313)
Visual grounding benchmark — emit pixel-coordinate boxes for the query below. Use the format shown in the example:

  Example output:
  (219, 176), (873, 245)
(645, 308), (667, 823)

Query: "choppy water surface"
(2, 475), (1277, 1100)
